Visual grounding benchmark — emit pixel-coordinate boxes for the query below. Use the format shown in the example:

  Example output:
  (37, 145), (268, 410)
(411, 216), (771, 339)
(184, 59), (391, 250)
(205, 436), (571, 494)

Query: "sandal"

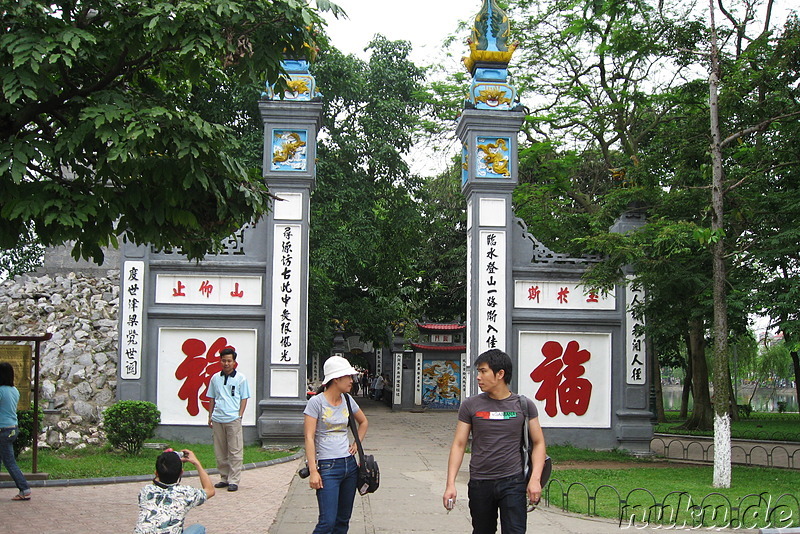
(12, 493), (31, 501)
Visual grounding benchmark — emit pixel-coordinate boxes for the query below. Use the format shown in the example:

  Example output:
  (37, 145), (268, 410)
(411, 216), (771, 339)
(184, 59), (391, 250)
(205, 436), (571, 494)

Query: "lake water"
(661, 385), (798, 412)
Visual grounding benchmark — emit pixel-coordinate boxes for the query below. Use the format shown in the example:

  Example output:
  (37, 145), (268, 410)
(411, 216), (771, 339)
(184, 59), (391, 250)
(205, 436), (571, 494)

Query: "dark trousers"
(467, 473), (527, 534)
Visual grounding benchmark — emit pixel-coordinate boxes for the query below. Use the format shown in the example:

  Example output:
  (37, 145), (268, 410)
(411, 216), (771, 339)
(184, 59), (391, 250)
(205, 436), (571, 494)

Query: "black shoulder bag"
(345, 393), (380, 495)
(519, 395), (552, 494)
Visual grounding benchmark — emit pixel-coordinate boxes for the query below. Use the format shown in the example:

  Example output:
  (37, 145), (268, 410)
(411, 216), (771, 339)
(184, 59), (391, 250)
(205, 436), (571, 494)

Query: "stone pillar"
(458, 0), (525, 395)
(610, 207), (652, 452)
(458, 112), (524, 387)
(257, 60), (323, 443)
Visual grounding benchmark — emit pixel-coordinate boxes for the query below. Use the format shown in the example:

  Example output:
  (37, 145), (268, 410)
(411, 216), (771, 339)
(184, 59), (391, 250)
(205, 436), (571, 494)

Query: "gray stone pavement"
(1, 398), (750, 533)
(0, 453), (299, 533)
(270, 399), (746, 534)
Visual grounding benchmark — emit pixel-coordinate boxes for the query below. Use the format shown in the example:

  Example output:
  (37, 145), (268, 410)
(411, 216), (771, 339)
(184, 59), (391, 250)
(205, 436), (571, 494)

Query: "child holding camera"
(134, 449), (215, 534)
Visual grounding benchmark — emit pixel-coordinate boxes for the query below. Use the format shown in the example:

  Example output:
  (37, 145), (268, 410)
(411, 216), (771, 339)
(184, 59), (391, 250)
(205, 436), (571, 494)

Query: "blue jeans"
(0, 427), (30, 495)
(183, 524), (205, 534)
(467, 473), (527, 534)
(313, 455), (358, 534)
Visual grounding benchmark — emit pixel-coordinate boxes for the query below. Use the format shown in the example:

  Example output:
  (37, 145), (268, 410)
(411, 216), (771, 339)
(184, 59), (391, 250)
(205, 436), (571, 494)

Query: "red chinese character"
(172, 281), (186, 297)
(530, 340), (592, 417)
(230, 282), (244, 298)
(175, 337), (233, 416)
(557, 287), (569, 304)
(527, 286), (541, 302)
(199, 280), (213, 298)
(586, 292), (599, 303)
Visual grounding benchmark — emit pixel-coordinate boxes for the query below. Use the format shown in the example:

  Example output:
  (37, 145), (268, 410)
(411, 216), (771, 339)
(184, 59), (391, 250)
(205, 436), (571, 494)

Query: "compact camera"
(298, 466), (310, 478)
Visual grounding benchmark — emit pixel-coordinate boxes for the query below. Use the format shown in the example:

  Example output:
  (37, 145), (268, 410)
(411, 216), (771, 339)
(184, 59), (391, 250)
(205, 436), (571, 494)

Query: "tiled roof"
(416, 323), (466, 332)
(410, 343), (467, 352)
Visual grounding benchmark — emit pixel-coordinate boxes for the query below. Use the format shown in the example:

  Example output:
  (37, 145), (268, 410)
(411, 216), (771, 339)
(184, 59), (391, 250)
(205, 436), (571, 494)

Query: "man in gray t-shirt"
(443, 349), (547, 534)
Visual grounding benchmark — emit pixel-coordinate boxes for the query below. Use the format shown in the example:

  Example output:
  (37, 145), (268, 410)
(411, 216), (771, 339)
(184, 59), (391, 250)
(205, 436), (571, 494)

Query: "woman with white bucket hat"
(303, 356), (369, 533)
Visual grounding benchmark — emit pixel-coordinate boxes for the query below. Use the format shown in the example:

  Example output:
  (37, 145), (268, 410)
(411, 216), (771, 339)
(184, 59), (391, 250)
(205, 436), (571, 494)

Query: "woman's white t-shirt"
(304, 393), (361, 460)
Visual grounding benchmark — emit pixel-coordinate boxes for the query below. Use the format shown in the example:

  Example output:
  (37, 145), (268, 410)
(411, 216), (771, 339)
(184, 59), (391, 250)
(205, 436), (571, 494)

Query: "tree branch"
(721, 110), (800, 148)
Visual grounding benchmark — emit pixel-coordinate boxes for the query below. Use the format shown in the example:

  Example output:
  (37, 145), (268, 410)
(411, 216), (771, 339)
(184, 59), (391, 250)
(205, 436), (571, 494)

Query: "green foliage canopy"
(308, 37), (429, 352)
(0, 0), (338, 262)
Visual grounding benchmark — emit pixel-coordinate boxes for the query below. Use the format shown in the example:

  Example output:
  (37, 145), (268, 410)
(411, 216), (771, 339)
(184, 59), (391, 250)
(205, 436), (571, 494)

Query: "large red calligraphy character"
(530, 340), (592, 417)
(175, 337), (233, 416)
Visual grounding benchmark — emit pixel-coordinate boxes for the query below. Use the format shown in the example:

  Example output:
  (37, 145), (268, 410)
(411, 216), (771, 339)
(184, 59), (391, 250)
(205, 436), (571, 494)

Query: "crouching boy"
(135, 449), (215, 534)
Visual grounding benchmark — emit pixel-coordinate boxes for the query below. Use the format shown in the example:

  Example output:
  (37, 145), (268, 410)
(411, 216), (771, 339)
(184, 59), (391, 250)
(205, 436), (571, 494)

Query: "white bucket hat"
(323, 356), (358, 384)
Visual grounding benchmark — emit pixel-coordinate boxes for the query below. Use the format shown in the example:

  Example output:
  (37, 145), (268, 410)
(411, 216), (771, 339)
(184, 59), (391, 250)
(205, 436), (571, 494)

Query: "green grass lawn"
(15, 440), (297, 480)
(546, 464), (800, 529)
(545, 442), (799, 528)
(656, 411), (800, 441)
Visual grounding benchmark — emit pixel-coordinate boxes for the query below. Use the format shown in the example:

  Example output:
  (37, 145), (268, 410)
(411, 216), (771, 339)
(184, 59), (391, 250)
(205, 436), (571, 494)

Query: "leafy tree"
(736, 13), (800, 422)
(0, 223), (43, 279)
(415, 161), (467, 322)
(506, 0), (721, 431)
(308, 37), (428, 354)
(509, 0), (704, 167)
(1, 0), (342, 262)
(504, 2), (800, 489)
(701, 0), (800, 487)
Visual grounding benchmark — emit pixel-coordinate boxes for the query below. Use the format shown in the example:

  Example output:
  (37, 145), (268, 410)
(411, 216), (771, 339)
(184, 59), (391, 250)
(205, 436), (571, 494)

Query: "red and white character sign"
(157, 328), (257, 425)
(514, 281), (615, 310)
(155, 275), (262, 306)
(518, 331), (611, 428)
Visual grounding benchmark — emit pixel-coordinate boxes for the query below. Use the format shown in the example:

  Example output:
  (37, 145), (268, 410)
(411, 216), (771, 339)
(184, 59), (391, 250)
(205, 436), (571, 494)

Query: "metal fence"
(543, 479), (800, 529)
(651, 435), (800, 469)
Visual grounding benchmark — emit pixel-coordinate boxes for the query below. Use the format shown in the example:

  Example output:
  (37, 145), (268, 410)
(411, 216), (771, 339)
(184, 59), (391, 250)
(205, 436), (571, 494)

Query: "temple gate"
(457, 0), (653, 453)
(117, 60), (321, 444)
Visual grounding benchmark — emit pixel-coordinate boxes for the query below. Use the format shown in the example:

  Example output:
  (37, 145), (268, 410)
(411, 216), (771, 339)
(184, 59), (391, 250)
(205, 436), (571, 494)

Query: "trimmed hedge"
(103, 400), (161, 455)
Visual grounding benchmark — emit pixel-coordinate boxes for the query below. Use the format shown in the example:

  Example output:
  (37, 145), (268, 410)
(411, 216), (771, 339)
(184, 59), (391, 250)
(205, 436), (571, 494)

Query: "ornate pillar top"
(265, 59), (321, 102)
(463, 0), (517, 74)
(463, 0), (519, 111)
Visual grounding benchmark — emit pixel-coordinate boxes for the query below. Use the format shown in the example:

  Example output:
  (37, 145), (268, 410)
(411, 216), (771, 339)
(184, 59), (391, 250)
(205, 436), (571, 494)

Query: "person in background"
(207, 347), (250, 492)
(360, 373), (370, 398)
(0, 362), (31, 501)
(134, 448), (215, 534)
(304, 356), (369, 533)
(373, 373), (385, 401)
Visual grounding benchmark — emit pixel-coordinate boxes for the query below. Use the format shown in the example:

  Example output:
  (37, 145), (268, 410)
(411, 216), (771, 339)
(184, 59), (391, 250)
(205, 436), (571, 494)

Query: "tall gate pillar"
(257, 60), (323, 443)
(457, 0), (524, 396)
(455, 0), (653, 453)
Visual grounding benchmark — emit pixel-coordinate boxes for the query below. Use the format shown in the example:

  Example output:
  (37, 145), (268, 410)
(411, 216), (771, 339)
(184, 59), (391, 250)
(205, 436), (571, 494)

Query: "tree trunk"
(726, 360), (738, 422)
(650, 336), (666, 423)
(680, 337), (692, 419)
(792, 351), (800, 413)
(708, 0), (732, 488)
(678, 318), (713, 430)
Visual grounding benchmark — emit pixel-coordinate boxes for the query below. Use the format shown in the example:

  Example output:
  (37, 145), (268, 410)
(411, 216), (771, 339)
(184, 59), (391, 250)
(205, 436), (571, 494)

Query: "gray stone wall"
(0, 271), (119, 449)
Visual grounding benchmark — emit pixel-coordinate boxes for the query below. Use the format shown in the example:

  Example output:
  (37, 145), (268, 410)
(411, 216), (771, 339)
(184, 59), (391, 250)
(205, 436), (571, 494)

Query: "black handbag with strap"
(519, 395), (552, 488)
(345, 394), (380, 495)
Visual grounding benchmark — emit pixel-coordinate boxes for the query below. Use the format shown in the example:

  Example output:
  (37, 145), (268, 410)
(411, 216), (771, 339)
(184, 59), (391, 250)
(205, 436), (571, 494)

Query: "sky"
(321, 0), (475, 64)
(320, 0), (478, 176)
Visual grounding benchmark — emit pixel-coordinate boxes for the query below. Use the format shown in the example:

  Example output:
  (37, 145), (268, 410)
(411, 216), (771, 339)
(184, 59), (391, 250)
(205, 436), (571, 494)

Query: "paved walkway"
(0, 452), (299, 533)
(270, 399), (744, 534)
(1, 398), (749, 533)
